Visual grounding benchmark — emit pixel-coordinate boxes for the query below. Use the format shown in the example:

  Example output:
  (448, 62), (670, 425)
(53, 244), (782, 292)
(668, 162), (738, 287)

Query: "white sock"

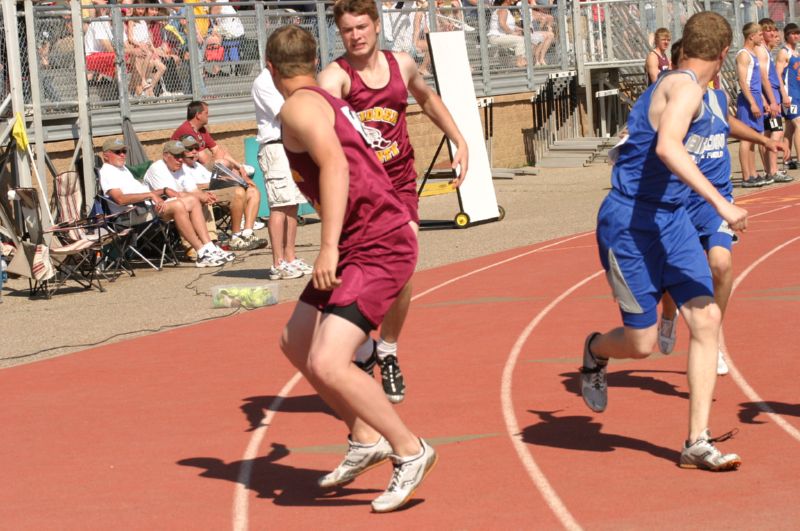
(199, 242), (216, 256)
(242, 228), (253, 238)
(376, 339), (397, 360)
(354, 337), (375, 363)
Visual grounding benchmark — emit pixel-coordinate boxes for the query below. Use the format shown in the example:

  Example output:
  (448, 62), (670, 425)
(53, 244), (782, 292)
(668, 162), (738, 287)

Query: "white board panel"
(427, 31), (500, 223)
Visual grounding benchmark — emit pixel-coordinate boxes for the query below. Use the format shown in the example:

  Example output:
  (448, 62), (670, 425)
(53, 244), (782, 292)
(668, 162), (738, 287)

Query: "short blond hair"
(266, 25), (317, 78)
(654, 27), (671, 42)
(743, 22), (762, 39)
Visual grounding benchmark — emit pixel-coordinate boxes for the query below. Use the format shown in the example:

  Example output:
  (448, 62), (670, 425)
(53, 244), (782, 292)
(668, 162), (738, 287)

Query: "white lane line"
(501, 271), (603, 531)
(232, 372), (303, 531)
(725, 235), (800, 443)
(233, 231), (595, 530)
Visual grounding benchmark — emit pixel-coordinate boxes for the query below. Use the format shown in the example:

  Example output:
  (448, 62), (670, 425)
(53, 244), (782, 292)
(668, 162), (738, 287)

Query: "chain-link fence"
(0, 9), (7, 110)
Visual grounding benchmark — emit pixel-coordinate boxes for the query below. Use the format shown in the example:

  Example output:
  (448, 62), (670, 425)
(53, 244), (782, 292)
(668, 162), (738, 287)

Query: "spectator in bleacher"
(645, 27), (671, 85)
(211, 0), (246, 74)
(488, 0), (528, 68)
(171, 100), (253, 181)
(99, 138), (229, 268)
(519, 0), (555, 65)
(83, 0), (119, 81)
(127, 3), (166, 96)
(179, 134), (266, 252)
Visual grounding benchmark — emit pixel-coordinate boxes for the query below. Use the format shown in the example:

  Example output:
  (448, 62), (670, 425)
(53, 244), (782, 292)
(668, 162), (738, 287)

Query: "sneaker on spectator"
(213, 245), (235, 262)
(289, 258), (313, 275)
(229, 234), (259, 251)
(787, 159), (799, 170)
(196, 251), (224, 268)
(241, 216), (266, 231)
(243, 232), (269, 249)
(268, 261), (303, 280)
(679, 429), (741, 471)
(761, 174), (775, 185)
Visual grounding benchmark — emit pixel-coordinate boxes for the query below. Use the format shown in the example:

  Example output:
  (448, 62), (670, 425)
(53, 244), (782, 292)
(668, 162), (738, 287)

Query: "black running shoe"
(378, 355), (406, 404)
(355, 340), (377, 375)
(787, 159), (798, 170)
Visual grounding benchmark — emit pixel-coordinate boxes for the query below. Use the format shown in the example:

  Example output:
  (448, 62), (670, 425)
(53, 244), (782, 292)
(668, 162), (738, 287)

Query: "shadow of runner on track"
(521, 410), (681, 464)
(177, 443), (380, 506)
(560, 369), (689, 400)
(241, 395), (339, 432)
(739, 401), (800, 424)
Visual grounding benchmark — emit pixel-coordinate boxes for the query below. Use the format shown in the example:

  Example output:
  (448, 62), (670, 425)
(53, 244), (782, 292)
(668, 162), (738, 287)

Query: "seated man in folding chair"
(178, 134), (267, 252)
(98, 137), (230, 268)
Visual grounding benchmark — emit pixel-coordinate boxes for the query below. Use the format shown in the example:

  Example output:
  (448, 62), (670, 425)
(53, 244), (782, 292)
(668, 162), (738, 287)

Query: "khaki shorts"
(258, 142), (307, 208)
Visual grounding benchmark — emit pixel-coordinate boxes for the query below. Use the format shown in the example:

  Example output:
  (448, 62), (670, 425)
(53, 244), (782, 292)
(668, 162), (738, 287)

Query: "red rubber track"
(1, 183), (798, 529)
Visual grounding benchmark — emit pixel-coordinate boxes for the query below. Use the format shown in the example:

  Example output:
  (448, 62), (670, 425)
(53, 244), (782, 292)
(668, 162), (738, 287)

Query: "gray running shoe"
(773, 170), (794, 183)
(657, 312), (678, 354)
(580, 332), (608, 412)
(762, 174), (775, 185)
(318, 436), (393, 489)
(379, 354), (406, 404)
(679, 429), (741, 471)
(371, 438), (438, 513)
(354, 340), (377, 375)
(717, 350), (729, 376)
(741, 177), (762, 188)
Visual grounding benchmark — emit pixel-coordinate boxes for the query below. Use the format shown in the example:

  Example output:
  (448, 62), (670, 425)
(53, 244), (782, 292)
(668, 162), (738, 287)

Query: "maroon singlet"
(335, 51), (419, 220)
(285, 86), (417, 327)
(647, 50), (670, 86)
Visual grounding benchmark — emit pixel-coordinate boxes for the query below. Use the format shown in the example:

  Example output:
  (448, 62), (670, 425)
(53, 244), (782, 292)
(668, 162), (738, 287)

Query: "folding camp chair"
(94, 194), (181, 271)
(11, 188), (108, 298)
(54, 171), (133, 280)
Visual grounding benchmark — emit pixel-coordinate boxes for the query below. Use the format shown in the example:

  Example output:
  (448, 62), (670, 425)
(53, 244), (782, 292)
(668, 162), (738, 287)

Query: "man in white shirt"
(252, 67), (308, 280)
(178, 135), (266, 251)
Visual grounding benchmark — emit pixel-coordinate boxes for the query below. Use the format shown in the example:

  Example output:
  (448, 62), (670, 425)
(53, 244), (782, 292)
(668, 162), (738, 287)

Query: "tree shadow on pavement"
(241, 395), (339, 432)
(560, 369), (689, 400)
(178, 442), (381, 507)
(739, 401), (800, 424)
(521, 410), (681, 464)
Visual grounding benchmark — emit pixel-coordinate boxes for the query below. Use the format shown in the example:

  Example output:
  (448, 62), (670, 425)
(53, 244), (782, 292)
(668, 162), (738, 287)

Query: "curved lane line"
(232, 231), (595, 530)
(725, 235), (800, 443)
(501, 270), (603, 531)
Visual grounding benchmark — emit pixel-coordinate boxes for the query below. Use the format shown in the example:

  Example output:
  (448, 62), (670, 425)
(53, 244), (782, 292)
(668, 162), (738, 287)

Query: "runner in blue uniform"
(580, 11), (747, 471)
(756, 18), (791, 183)
(657, 77), (786, 376)
(737, 23), (766, 187)
(776, 23), (800, 174)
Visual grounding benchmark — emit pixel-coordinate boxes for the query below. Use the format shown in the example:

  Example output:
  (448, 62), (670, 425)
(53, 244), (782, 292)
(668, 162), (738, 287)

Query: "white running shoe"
(717, 350), (729, 376)
(212, 245), (235, 262)
(241, 216), (266, 231)
(371, 438), (438, 513)
(657, 312), (678, 354)
(267, 260), (303, 280)
(318, 436), (393, 489)
(289, 258), (313, 275)
(195, 252), (224, 268)
(679, 429), (741, 471)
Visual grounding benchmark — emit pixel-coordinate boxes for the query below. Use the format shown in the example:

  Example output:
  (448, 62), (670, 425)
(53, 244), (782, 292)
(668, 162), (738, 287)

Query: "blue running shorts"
(737, 93), (765, 132)
(596, 190), (714, 328)
(686, 191), (735, 252)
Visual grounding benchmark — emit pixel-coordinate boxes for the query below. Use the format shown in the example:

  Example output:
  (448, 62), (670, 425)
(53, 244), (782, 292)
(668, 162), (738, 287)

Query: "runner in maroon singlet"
(319, 0), (469, 405)
(646, 27), (672, 85)
(269, 25), (437, 513)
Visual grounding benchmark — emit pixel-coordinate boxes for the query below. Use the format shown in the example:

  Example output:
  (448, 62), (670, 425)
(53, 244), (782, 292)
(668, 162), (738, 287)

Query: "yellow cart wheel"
(454, 212), (470, 228)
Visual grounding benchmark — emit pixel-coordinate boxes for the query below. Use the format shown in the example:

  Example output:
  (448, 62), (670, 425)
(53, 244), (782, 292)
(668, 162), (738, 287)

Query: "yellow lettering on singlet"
(376, 142), (400, 163)
(357, 106), (399, 126)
